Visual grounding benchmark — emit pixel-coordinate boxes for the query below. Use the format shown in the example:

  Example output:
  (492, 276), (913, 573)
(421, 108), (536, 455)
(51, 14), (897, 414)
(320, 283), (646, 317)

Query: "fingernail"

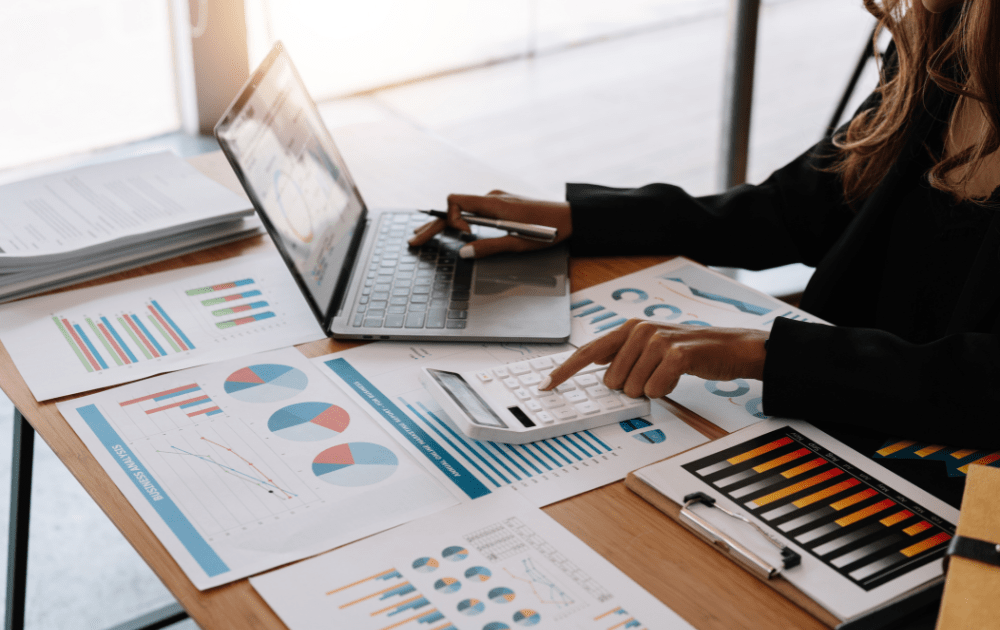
(539, 376), (551, 390)
(459, 244), (475, 258)
(407, 237), (418, 246)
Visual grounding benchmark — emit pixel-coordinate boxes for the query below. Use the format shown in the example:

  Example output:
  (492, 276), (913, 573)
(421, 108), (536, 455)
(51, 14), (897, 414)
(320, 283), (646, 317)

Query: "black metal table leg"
(5, 409), (33, 630)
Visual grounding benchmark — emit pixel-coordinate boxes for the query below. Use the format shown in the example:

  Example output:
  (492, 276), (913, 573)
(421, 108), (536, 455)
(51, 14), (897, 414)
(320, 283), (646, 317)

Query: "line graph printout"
(251, 492), (693, 630)
(633, 420), (959, 621)
(567, 257), (827, 434)
(313, 342), (707, 506)
(57, 347), (456, 589)
(0, 252), (325, 400)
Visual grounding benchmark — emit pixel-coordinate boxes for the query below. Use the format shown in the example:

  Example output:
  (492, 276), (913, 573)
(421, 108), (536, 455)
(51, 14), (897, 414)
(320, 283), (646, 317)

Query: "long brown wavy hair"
(831, 0), (1000, 205)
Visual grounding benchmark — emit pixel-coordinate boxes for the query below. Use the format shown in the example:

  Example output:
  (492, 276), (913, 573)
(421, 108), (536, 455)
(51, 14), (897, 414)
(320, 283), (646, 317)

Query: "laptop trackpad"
(473, 249), (566, 296)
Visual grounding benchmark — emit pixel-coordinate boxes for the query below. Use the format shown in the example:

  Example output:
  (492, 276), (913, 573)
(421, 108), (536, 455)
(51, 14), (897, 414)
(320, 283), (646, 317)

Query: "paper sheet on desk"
(633, 420), (959, 621)
(56, 347), (457, 590)
(568, 258), (828, 433)
(0, 252), (325, 400)
(0, 152), (252, 267)
(251, 491), (694, 630)
(312, 341), (708, 506)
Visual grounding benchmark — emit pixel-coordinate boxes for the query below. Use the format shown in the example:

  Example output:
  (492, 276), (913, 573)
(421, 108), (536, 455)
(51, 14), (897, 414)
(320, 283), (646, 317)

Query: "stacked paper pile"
(0, 151), (261, 302)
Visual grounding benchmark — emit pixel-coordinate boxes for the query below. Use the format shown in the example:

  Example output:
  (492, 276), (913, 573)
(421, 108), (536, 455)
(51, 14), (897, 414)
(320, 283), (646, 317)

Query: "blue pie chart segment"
(435, 578), (461, 594)
(312, 442), (399, 487)
(680, 320), (712, 326)
(513, 609), (542, 626)
(443, 546), (469, 562)
(457, 599), (485, 616)
(465, 566), (492, 582)
(643, 304), (682, 320)
(611, 288), (649, 303)
(413, 557), (439, 573)
(489, 587), (516, 604)
(268, 402), (350, 441)
(224, 364), (308, 403)
(484, 624), (511, 630)
(705, 379), (751, 398)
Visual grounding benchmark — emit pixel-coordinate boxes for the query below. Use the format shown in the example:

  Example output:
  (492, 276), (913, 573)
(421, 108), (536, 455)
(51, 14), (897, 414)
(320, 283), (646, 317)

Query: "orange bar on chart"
(780, 457), (827, 479)
(830, 488), (878, 511)
(900, 532), (951, 558)
(751, 468), (843, 507)
(914, 444), (946, 457)
(753, 448), (811, 473)
(880, 510), (914, 527)
(876, 440), (915, 457)
(835, 498), (896, 527)
(904, 521), (933, 536)
(792, 478), (860, 509)
(727, 437), (793, 465)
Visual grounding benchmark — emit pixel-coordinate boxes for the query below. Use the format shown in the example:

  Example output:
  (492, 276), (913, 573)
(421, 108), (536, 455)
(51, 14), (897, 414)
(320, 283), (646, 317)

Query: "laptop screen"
(215, 42), (366, 321)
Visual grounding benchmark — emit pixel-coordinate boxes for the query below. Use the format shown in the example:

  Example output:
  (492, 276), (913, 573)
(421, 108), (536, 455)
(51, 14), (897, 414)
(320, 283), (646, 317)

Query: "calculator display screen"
(427, 370), (508, 428)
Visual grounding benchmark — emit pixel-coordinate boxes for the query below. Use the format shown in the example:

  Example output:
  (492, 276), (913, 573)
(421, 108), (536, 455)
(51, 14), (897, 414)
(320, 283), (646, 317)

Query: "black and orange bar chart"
(875, 439), (1000, 477)
(682, 427), (954, 591)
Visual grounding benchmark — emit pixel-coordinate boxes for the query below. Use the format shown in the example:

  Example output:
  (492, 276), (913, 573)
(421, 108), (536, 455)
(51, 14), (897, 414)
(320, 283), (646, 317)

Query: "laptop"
(214, 42), (570, 342)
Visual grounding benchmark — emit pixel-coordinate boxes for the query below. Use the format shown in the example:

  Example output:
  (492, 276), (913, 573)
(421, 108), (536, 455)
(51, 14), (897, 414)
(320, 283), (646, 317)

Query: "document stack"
(0, 151), (260, 303)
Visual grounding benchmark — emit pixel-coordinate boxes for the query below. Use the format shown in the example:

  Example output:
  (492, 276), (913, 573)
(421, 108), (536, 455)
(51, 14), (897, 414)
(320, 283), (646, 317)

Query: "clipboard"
(625, 471), (841, 627)
(626, 471), (947, 629)
(937, 464), (1000, 629)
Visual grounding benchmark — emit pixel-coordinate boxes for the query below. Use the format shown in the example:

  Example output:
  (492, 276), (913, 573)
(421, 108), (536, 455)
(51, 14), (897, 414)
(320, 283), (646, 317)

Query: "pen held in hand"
(419, 209), (558, 243)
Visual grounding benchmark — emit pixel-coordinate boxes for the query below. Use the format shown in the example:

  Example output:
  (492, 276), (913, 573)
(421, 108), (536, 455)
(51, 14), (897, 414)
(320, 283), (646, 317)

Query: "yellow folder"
(936, 464), (1000, 629)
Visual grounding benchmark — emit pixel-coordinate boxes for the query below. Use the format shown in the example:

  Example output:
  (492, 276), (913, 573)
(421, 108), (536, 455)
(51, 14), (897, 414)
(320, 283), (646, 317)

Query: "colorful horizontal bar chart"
(211, 301), (269, 317)
(683, 426), (954, 591)
(875, 439), (1000, 477)
(185, 278), (256, 296)
(200, 289), (262, 306)
(216, 311), (276, 329)
(119, 384), (223, 417)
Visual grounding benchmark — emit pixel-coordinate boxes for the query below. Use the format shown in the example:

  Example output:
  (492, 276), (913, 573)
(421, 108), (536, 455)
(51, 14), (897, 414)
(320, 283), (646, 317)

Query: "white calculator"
(419, 351), (650, 444)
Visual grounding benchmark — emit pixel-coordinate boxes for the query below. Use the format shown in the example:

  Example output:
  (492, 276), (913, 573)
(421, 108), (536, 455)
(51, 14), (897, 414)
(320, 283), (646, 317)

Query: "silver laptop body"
(215, 42), (569, 342)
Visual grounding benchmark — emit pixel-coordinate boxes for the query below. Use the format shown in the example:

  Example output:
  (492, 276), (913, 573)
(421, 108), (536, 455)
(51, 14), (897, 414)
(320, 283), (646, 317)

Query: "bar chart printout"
(53, 301), (195, 373)
(681, 426), (955, 591)
(250, 493), (692, 630)
(186, 278), (277, 329)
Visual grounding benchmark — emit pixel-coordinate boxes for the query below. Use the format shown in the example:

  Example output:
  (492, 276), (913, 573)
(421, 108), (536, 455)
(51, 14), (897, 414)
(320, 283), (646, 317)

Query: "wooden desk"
(0, 125), (828, 630)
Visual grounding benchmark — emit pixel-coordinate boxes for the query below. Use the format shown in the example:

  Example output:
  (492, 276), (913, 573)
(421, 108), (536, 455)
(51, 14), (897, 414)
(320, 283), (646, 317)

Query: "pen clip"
(679, 492), (801, 580)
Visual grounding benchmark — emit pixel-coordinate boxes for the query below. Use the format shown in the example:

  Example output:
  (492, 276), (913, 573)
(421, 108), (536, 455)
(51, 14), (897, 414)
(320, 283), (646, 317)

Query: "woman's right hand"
(408, 190), (572, 259)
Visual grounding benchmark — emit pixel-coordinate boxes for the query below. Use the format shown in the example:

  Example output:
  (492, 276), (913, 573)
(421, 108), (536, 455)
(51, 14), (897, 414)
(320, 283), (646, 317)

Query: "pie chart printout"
(513, 609), (542, 626)
(312, 442), (399, 487)
(224, 364), (308, 403)
(434, 577), (461, 594)
(268, 402), (350, 441)
(465, 566), (492, 582)
(704, 378), (751, 398)
(442, 546), (469, 562)
(483, 624), (511, 630)
(413, 557), (439, 573)
(457, 598), (485, 616)
(489, 587), (516, 604)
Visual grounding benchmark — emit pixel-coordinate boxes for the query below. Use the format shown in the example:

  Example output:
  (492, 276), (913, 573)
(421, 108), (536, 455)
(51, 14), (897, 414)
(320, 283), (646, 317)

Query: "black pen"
(418, 210), (558, 243)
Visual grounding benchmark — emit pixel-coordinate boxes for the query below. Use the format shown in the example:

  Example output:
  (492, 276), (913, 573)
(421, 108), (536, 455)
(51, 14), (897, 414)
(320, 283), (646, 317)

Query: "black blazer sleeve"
(763, 318), (1000, 448)
(567, 140), (856, 270)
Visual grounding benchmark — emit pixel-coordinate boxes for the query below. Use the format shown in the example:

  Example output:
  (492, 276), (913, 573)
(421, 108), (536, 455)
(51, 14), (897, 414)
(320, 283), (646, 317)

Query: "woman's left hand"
(540, 319), (768, 399)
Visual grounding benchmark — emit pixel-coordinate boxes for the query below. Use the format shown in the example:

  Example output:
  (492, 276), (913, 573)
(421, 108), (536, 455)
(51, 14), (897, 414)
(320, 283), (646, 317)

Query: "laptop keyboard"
(352, 212), (473, 330)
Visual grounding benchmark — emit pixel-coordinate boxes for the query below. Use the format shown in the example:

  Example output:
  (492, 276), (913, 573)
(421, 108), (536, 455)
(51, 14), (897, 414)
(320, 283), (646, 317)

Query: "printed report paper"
(56, 347), (457, 590)
(0, 252), (325, 400)
(568, 257), (827, 433)
(251, 491), (695, 630)
(313, 341), (707, 506)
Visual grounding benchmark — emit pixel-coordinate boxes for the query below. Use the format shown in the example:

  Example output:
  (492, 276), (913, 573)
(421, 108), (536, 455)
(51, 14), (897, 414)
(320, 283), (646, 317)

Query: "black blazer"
(564, 61), (1000, 449)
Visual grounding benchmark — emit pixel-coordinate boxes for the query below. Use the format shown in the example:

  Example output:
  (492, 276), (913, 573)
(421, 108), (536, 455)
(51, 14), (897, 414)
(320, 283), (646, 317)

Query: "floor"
(0, 0), (878, 627)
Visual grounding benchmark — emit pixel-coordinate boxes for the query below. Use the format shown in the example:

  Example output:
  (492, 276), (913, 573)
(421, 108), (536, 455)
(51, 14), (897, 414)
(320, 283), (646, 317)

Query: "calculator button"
(555, 382), (576, 393)
(525, 400), (543, 412)
(542, 397), (565, 409)
(575, 401), (601, 415)
(552, 354), (568, 365)
(514, 389), (531, 400)
(586, 385), (611, 398)
(553, 408), (578, 421)
(531, 386), (556, 398)
(476, 372), (493, 383)
(492, 367), (509, 378)
(503, 378), (520, 389)
(563, 390), (587, 403)
(518, 373), (542, 386)
(508, 363), (531, 375)
(529, 357), (553, 370)
(595, 369), (608, 382)
(574, 374), (599, 387)
(600, 397), (624, 410)
(536, 411), (555, 425)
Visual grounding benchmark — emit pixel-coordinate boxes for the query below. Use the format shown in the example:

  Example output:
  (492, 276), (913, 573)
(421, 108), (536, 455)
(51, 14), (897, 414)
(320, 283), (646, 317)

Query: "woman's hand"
(408, 190), (572, 259)
(540, 320), (768, 399)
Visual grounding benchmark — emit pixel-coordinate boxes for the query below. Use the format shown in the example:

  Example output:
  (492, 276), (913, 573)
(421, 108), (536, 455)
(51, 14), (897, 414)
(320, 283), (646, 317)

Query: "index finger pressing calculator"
(419, 351), (651, 444)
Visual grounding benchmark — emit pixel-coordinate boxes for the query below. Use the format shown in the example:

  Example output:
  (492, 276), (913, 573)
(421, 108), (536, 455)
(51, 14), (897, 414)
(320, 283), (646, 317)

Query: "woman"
(409, 0), (1000, 503)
